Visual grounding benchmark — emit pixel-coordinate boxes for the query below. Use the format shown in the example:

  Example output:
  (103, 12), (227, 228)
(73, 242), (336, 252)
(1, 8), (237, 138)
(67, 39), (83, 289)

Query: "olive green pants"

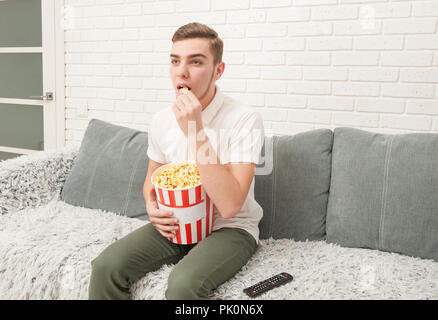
(88, 223), (257, 300)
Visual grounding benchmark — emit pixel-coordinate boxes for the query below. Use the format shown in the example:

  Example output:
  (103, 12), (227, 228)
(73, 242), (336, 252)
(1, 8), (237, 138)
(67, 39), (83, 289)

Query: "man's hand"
(172, 88), (204, 137)
(144, 159), (179, 239)
(146, 188), (179, 239)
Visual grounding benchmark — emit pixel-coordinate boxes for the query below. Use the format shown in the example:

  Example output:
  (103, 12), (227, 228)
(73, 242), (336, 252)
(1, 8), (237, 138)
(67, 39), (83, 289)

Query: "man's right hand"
(144, 159), (179, 239)
(146, 190), (179, 239)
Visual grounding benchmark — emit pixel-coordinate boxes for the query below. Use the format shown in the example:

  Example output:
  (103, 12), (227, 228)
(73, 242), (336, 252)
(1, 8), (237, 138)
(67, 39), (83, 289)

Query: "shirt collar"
(201, 85), (224, 126)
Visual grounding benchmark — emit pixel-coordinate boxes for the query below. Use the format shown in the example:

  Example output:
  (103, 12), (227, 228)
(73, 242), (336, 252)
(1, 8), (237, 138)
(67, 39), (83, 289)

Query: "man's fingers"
(178, 93), (191, 107)
(179, 92), (201, 112)
(173, 104), (181, 113)
(155, 226), (174, 238)
(148, 208), (179, 239)
(159, 210), (174, 217)
(184, 89), (199, 104)
(149, 208), (172, 216)
(156, 224), (179, 232)
(159, 230), (175, 239)
(150, 216), (179, 225)
(175, 97), (188, 112)
(149, 209), (177, 224)
(154, 223), (179, 238)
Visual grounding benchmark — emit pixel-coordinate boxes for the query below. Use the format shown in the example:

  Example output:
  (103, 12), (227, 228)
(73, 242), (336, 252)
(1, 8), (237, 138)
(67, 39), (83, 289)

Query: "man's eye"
(193, 60), (201, 65)
(171, 60), (179, 64)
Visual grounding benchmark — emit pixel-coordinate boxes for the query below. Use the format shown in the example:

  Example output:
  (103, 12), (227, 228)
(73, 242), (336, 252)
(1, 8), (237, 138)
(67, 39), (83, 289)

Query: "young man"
(88, 22), (264, 300)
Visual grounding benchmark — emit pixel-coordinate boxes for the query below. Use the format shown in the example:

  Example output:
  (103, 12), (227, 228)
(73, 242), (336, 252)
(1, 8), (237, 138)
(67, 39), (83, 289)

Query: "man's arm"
(196, 136), (256, 220)
(172, 88), (259, 220)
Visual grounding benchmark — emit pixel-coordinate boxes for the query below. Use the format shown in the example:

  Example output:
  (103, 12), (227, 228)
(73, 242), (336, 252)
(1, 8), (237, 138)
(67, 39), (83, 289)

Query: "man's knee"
(88, 251), (130, 300)
(166, 268), (209, 300)
(92, 250), (119, 275)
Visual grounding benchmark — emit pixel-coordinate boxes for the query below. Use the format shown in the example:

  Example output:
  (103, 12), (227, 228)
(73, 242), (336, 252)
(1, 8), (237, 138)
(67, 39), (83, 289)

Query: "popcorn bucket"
(151, 162), (215, 245)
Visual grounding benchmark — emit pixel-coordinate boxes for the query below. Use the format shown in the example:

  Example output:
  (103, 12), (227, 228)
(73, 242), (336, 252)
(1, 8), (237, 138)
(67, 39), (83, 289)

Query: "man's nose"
(177, 62), (189, 78)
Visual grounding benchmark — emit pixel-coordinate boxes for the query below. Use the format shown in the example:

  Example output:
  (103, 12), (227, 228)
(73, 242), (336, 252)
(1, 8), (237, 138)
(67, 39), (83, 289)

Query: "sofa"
(1, 118), (437, 300)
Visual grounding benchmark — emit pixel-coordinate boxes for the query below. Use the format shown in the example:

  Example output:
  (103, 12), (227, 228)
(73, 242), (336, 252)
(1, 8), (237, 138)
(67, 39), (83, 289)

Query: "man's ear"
(215, 62), (225, 80)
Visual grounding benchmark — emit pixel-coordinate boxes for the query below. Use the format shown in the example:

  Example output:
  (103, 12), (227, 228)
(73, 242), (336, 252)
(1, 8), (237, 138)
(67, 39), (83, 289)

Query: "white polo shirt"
(147, 86), (265, 243)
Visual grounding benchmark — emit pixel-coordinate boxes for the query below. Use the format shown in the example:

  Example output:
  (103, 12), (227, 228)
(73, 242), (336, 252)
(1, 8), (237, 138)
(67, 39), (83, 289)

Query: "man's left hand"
(172, 89), (204, 138)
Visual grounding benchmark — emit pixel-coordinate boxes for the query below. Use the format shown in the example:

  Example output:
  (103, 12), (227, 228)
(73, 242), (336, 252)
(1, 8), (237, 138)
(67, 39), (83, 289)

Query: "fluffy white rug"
(1, 197), (437, 300)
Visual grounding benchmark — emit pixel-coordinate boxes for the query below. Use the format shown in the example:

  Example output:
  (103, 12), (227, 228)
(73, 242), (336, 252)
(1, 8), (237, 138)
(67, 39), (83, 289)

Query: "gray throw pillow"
(255, 129), (333, 241)
(326, 127), (438, 261)
(61, 119), (149, 221)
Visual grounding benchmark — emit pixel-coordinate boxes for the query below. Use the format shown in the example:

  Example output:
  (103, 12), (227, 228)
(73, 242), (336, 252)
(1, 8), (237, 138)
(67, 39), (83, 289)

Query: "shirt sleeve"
(147, 112), (167, 164)
(226, 111), (265, 164)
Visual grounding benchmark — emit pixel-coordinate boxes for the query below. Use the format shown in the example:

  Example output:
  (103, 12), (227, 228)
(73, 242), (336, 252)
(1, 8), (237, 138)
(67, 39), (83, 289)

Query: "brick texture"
(64, 0), (438, 146)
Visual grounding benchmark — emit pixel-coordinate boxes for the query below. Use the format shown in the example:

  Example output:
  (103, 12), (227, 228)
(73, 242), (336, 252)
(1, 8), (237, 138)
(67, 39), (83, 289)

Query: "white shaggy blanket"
(1, 146), (438, 300)
(1, 198), (437, 300)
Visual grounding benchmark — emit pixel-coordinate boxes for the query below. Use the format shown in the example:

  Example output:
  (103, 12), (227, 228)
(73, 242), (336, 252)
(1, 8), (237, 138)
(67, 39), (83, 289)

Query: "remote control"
(243, 272), (293, 298)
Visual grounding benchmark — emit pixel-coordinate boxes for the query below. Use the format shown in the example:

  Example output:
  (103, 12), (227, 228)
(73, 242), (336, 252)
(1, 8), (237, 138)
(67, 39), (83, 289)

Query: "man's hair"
(172, 22), (223, 65)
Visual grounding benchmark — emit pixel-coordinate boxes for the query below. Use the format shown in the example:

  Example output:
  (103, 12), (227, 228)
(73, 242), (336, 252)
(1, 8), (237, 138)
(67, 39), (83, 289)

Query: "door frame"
(43, 0), (66, 150)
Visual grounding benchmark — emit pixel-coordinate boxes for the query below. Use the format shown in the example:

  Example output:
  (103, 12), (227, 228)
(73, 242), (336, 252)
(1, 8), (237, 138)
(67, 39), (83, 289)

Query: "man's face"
(170, 38), (219, 105)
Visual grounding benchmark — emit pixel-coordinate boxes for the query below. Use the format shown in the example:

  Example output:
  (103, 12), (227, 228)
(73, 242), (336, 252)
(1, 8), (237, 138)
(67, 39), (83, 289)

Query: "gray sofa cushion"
(255, 129), (333, 241)
(326, 127), (438, 262)
(61, 119), (149, 220)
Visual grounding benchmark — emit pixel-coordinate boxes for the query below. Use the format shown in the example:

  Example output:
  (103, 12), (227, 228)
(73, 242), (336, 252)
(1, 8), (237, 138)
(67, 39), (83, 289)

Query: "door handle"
(29, 92), (54, 101)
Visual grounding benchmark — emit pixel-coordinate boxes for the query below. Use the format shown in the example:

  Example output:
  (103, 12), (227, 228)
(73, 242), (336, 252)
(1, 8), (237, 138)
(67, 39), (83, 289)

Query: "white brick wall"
(64, 0), (438, 146)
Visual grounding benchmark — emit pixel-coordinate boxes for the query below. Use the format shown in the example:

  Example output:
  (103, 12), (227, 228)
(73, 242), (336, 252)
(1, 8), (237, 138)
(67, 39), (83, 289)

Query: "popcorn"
(152, 162), (201, 189)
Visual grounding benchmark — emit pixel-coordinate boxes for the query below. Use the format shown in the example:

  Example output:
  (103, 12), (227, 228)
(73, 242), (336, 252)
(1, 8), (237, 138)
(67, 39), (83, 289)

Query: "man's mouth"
(177, 84), (191, 91)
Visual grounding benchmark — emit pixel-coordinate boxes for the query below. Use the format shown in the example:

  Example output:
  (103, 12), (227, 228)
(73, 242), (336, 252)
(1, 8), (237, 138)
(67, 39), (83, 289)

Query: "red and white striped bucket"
(151, 163), (214, 245)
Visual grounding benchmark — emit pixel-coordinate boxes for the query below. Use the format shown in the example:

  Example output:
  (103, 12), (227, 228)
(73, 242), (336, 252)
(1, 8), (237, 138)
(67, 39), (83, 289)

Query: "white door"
(0, 0), (64, 161)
